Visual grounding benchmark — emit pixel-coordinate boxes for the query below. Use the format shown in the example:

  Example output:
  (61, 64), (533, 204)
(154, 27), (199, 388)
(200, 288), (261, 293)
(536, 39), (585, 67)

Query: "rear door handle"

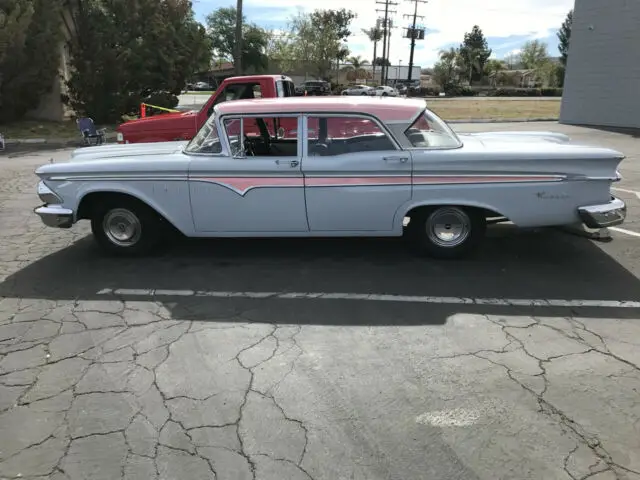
(383, 156), (409, 163)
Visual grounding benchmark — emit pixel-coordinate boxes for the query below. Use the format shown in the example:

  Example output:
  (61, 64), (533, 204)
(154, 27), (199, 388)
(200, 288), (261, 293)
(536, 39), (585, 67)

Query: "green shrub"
(443, 84), (477, 97)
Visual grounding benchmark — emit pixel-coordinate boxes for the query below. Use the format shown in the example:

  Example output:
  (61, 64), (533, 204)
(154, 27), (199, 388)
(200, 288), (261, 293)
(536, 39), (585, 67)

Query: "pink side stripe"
(413, 175), (561, 184)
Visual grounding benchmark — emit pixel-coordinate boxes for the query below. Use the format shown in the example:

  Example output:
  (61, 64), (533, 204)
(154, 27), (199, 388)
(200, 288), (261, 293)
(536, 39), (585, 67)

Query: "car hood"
(459, 131), (572, 144)
(118, 110), (198, 130)
(68, 141), (188, 162)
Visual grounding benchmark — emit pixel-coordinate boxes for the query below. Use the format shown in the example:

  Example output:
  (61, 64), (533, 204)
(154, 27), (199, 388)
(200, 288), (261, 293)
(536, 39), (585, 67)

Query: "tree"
(373, 57), (390, 66)
(458, 25), (492, 83)
(558, 9), (573, 66)
(363, 26), (383, 80)
(484, 59), (506, 86)
(433, 48), (461, 87)
(0, 0), (64, 122)
(206, 7), (269, 74)
(519, 40), (549, 70)
(66, 0), (211, 123)
(341, 55), (370, 82)
(278, 8), (356, 79)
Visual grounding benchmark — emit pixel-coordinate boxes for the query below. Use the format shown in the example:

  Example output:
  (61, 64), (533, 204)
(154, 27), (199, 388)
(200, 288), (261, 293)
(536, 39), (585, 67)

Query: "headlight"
(37, 181), (63, 204)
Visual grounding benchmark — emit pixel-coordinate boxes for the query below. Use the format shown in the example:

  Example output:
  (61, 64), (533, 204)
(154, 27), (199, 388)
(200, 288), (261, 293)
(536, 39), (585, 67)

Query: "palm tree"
(484, 59), (506, 86)
(363, 26), (383, 82)
(342, 55), (370, 82)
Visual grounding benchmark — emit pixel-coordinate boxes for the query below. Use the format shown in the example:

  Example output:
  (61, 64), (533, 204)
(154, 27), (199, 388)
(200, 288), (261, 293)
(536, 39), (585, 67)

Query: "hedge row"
(407, 86), (564, 98)
(486, 88), (563, 97)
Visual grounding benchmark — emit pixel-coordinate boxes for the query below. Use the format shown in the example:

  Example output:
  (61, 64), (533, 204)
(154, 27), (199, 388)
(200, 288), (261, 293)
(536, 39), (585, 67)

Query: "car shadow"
(1, 225), (639, 324)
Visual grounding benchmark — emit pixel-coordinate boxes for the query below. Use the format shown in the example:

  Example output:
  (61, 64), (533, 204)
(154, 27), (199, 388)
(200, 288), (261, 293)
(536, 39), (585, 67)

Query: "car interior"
(307, 118), (396, 156)
(228, 117), (398, 158)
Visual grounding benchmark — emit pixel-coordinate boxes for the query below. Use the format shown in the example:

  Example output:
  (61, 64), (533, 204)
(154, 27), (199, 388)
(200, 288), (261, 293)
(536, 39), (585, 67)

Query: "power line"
(376, 0), (397, 84)
(403, 0), (427, 82)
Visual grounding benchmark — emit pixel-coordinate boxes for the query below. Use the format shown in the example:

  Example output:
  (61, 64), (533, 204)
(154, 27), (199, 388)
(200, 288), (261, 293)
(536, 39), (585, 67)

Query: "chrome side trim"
(37, 181), (63, 204)
(578, 196), (626, 229)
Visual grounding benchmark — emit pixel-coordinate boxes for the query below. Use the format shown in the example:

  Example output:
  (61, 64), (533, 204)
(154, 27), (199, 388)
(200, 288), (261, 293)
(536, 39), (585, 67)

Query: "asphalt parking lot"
(1, 122), (639, 480)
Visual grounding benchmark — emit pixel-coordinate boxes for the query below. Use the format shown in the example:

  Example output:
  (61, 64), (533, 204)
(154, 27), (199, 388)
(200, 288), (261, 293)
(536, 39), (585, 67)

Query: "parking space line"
(96, 288), (640, 308)
(610, 226), (640, 238)
(611, 187), (640, 199)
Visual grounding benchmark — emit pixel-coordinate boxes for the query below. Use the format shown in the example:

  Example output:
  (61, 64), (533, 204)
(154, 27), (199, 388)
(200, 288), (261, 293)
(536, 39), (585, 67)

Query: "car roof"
(215, 96), (426, 124)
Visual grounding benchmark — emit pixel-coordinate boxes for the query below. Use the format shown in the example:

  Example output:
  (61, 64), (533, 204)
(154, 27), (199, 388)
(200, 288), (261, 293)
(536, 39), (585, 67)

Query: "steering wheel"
(244, 135), (255, 156)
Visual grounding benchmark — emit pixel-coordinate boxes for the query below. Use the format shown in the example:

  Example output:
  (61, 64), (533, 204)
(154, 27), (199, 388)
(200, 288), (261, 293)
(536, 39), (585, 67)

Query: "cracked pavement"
(1, 122), (640, 479)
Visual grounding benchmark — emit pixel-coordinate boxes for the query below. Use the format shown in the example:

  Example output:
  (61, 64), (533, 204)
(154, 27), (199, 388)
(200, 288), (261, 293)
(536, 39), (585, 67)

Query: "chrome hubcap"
(426, 207), (471, 247)
(103, 208), (141, 247)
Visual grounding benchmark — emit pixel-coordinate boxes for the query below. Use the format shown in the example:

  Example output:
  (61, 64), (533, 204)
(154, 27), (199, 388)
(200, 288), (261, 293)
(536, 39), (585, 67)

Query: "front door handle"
(274, 159), (300, 168)
(383, 156), (409, 163)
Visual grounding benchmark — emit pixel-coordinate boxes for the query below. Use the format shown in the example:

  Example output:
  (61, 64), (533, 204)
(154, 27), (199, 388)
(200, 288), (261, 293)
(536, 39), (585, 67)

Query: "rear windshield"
(276, 79), (296, 97)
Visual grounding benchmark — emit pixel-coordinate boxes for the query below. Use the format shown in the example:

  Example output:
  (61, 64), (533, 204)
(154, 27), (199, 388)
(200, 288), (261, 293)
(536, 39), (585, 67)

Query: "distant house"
(488, 69), (538, 88)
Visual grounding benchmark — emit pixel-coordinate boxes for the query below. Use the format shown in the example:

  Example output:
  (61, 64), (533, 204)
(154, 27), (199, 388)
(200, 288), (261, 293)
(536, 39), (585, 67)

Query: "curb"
(4, 134), (118, 147)
(448, 118), (559, 124)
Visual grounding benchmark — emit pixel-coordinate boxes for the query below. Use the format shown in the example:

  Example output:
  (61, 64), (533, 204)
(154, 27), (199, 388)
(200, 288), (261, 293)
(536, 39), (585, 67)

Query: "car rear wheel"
(361, 92), (368, 95)
(408, 206), (486, 259)
(382, 92), (388, 96)
(90, 199), (164, 256)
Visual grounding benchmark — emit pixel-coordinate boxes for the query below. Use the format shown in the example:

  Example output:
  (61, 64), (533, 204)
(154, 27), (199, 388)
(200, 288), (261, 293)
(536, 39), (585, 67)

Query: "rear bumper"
(578, 196), (626, 228)
(34, 205), (74, 228)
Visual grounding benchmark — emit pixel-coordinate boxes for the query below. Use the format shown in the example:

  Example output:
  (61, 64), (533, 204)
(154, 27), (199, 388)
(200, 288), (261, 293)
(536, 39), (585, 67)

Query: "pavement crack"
(254, 453), (315, 480)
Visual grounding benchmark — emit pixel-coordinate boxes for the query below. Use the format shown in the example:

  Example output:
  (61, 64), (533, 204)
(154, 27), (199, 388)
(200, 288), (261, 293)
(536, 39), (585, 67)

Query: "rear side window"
(307, 116), (397, 156)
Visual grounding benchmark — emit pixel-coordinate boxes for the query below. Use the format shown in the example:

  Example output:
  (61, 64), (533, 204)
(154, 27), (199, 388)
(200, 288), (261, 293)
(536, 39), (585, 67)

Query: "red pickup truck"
(116, 74), (297, 144)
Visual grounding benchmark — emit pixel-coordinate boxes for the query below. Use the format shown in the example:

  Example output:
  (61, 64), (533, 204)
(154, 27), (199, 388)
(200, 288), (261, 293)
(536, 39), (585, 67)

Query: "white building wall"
(560, 0), (640, 129)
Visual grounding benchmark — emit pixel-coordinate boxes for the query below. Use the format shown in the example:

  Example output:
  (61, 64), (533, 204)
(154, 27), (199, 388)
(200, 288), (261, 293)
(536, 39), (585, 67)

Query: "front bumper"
(578, 196), (626, 229)
(34, 205), (74, 228)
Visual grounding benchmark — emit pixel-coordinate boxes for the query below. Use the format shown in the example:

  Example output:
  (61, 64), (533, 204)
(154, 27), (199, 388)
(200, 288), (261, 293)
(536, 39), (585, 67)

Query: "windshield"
(184, 113), (223, 154)
(405, 108), (462, 149)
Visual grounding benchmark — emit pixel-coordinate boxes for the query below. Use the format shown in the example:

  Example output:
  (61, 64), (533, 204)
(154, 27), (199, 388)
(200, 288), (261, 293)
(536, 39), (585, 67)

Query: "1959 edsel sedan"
(34, 96), (627, 258)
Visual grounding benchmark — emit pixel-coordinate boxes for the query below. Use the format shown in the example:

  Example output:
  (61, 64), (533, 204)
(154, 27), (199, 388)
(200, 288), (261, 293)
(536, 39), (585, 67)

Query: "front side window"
(307, 116), (397, 157)
(184, 114), (222, 155)
(223, 115), (299, 158)
(405, 109), (462, 149)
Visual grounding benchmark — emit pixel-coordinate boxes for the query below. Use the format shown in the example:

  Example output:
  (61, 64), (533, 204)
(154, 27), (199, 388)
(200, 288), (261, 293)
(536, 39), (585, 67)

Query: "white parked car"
(34, 96), (627, 259)
(369, 86), (399, 97)
(342, 85), (372, 96)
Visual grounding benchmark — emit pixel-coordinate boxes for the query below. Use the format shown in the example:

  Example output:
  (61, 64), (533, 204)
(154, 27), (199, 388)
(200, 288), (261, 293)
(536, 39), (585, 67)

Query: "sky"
(192, 0), (575, 68)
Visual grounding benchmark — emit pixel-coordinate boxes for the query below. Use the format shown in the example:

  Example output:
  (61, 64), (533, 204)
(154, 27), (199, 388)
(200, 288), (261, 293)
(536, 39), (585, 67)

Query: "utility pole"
(385, 19), (394, 85)
(403, 0), (427, 82)
(234, 0), (243, 75)
(376, 0), (397, 85)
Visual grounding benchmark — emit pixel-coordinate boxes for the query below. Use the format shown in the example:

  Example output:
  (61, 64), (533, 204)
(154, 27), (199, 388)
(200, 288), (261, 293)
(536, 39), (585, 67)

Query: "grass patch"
(184, 90), (215, 95)
(0, 120), (116, 139)
(427, 98), (561, 121)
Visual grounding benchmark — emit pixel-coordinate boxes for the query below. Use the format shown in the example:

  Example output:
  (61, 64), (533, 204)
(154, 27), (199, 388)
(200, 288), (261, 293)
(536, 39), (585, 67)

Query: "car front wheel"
(91, 199), (163, 256)
(408, 206), (486, 259)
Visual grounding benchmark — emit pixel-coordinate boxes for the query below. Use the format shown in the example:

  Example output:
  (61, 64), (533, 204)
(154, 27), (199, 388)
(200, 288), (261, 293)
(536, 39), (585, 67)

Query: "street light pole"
(235, 0), (243, 75)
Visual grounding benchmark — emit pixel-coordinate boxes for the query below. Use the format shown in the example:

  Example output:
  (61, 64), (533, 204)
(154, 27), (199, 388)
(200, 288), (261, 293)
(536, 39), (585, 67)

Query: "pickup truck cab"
(116, 74), (296, 144)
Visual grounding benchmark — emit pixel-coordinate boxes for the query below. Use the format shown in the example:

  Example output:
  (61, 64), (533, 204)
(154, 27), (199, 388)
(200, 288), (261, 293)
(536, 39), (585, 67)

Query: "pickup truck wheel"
(90, 200), (162, 256)
(409, 206), (486, 259)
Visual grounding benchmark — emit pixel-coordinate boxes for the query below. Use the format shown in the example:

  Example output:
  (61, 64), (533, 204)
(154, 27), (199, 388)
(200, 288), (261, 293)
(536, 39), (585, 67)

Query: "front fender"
(75, 181), (193, 235)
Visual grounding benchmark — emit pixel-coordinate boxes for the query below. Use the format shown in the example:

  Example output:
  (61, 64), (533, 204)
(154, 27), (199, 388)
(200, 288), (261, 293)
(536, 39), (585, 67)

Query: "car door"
(188, 114), (308, 233)
(302, 114), (412, 232)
